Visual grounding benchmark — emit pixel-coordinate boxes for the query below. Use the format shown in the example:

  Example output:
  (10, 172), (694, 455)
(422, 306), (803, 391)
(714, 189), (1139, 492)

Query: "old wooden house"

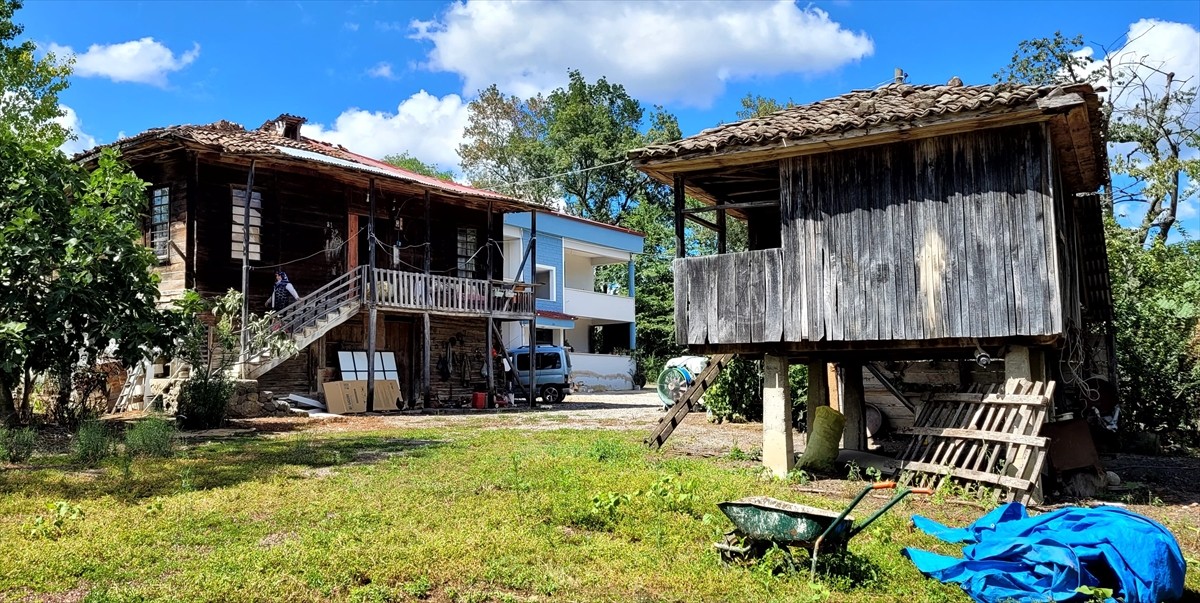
(630, 81), (1114, 477)
(78, 115), (539, 407)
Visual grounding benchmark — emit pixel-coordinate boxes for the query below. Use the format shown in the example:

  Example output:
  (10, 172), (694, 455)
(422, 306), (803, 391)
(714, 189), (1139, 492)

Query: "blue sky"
(16, 0), (1200, 236)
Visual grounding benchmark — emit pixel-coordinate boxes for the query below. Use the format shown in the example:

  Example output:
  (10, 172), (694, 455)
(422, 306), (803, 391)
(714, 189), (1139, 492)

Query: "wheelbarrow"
(714, 481), (933, 580)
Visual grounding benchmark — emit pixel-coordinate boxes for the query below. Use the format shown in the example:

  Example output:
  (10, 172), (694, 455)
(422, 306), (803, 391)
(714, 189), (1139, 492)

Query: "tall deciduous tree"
(458, 85), (556, 206)
(0, 0), (71, 144)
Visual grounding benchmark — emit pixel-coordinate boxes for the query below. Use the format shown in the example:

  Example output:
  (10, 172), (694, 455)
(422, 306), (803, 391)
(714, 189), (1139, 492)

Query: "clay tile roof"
(76, 118), (522, 205)
(629, 82), (1054, 162)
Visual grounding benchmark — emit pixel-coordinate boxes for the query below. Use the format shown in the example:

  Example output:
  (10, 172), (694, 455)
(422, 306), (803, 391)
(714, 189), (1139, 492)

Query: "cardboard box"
(321, 379), (402, 414)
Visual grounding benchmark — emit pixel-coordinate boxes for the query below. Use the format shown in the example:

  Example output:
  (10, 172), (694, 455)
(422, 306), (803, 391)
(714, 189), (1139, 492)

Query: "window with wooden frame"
(231, 187), (262, 262)
(456, 228), (477, 278)
(149, 186), (170, 261)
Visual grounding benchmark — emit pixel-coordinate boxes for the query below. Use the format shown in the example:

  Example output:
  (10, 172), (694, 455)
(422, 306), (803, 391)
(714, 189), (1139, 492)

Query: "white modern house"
(501, 212), (644, 391)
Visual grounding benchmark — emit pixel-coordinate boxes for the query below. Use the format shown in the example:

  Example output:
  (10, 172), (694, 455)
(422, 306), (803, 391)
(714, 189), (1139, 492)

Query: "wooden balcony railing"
(372, 268), (534, 317)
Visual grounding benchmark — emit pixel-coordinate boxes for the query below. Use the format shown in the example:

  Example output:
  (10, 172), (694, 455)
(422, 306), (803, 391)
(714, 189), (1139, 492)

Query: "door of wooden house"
(350, 215), (397, 270)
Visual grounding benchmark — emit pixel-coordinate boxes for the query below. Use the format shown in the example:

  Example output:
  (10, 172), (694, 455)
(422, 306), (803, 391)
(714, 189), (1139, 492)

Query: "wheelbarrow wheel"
(717, 532), (770, 564)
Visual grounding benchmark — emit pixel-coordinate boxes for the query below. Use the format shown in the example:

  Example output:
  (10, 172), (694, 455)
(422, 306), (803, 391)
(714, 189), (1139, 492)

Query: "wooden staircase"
(644, 354), (733, 450)
(243, 266), (366, 379)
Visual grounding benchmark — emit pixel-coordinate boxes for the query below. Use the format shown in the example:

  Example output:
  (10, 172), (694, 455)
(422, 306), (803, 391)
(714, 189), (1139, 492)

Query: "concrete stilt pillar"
(806, 362), (829, 439)
(1004, 345), (1045, 385)
(841, 361), (867, 451)
(762, 354), (793, 478)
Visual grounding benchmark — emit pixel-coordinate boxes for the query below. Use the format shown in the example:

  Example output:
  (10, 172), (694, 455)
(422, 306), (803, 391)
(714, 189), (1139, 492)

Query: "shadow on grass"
(0, 434), (447, 503)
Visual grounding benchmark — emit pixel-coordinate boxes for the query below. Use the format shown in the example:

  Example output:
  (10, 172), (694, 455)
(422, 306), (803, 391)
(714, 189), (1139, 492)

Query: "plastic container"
(472, 392), (487, 409)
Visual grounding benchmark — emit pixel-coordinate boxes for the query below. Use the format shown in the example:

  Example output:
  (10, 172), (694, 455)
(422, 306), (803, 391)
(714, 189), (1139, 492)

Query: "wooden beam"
(716, 198), (727, 254)
(684, 213), (719, 231)
(681, 199), (779, 214)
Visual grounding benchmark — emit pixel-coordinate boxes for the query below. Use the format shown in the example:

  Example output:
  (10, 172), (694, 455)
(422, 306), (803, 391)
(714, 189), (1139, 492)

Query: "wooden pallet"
(644, 354), (733, 450)
(883, 378), (1054, 504)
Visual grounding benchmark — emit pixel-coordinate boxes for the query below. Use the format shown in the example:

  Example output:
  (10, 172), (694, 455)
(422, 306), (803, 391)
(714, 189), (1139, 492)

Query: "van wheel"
(541, 385), (563, 404)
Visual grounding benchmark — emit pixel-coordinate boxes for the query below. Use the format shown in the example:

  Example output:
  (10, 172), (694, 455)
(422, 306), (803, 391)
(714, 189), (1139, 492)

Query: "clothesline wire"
(251, 225), (366, 270)
(496, 159), (629, 189)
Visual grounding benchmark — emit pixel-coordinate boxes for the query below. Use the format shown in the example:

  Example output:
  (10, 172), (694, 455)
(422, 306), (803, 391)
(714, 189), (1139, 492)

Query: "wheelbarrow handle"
(846, 486), (935, 539)
(814, 482), (886, 544)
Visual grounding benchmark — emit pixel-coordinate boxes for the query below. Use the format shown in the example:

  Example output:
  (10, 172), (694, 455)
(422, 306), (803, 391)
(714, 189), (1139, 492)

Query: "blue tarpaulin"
(904, 502), (1185, 603)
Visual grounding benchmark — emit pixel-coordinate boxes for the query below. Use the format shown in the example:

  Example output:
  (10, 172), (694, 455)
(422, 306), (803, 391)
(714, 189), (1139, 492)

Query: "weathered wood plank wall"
(678, 123), (1065, 347)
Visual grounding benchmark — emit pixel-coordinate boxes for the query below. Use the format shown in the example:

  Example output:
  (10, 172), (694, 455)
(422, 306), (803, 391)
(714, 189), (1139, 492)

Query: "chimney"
(266, 114), (307, 140)
(894, 68), (908, 84)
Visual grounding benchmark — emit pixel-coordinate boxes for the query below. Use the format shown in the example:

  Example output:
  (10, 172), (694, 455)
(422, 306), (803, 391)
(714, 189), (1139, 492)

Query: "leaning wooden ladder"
(644, 354), (733, 450)
(112, 362), (147, 412)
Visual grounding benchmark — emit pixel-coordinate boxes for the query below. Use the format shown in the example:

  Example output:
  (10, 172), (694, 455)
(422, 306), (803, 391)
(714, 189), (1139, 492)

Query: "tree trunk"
(0, 380), (16, 427)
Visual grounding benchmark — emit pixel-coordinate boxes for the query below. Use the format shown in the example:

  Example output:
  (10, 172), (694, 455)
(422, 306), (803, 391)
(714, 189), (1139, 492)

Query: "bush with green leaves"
(124, 416), (177, 457)
(1, 426), (36, 462)
(705, 358), (808, 427)
(170, 290), (292, 430)
(73, 420), (111, 466)
(1106, 222), (1200, 438)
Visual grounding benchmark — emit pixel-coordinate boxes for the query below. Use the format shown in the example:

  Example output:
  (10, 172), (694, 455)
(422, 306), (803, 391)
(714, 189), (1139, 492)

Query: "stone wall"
(146, 377), (294, 419)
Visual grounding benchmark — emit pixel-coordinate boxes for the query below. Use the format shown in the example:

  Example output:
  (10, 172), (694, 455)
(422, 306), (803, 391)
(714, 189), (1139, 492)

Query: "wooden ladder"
(644, 354), (733, 450)
(112, 361), (146, 412)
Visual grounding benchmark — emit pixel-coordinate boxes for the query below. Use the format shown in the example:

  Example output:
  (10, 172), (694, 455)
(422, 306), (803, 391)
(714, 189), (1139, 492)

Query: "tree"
(735, 93), (795, 120)
(0, 0), (71, 144)
(458, 84), (557, 206)
(0, 138), (183, 424)
(382, 152), (455, 181)
(458, 71), (681, 224)
(993, 31), (1094, 86)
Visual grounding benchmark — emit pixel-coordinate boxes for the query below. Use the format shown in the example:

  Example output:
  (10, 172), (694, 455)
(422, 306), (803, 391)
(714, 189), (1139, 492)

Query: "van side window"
(537, 353), (561, 370)
(515, 352), (562, 371)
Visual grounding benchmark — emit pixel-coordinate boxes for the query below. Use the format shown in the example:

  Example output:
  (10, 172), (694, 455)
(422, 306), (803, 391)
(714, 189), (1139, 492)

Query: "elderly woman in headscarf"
(268, 270), (301, 310)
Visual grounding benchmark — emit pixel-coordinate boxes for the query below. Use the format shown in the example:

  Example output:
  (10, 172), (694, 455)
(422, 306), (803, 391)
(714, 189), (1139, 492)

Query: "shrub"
(176, 374), (233, 430)
(73, 420), (111, 466)
(2, 427), (37, 463)
(124, 416), (177, 458)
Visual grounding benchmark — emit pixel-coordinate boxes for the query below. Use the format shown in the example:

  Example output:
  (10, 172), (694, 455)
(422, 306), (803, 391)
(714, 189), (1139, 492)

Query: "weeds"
(401, 576), (432, 599)
(1, 427), (36, 463)
(787, 468), (812, 485)
(124, 416), (177, 458)
(24, 501), (84, 540)
(73, 420), (111, 466)
(845, 460), (862, 481)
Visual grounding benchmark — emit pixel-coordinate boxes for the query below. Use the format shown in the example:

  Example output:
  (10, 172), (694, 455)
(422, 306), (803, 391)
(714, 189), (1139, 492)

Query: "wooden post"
(485, 200), (494, 400)
(673, 174), (686, 258)
(716, 197), (726, 254)
(762, 354), (793, 478)
(422, 190), (431, 405)
(806, 362), (830, 439)
(528, 210), (538, 407)
(841, 361), (867, 451)
(366, 179), (377, 412)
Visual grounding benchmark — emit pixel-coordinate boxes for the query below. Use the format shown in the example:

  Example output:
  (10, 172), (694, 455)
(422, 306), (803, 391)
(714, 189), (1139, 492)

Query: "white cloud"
(368, 62), (397, 79)
(306, 91), (469, 172)
(48, 37), (200, 87)
(410, 0), (873, 106)
(55, 105), (97, 156)
(344, 22), (360, 32)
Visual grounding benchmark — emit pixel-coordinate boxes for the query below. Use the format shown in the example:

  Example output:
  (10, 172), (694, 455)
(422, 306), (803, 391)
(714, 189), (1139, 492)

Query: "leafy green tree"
(382, 152), (455, 181)
(993, 31), (1094, 86)
(0, 138), (183, 424)
(0, 0), (71, 144)
(735, 93), (795, 120)
(458, 84), (556, 206)
(1105, 220), (1200, 435)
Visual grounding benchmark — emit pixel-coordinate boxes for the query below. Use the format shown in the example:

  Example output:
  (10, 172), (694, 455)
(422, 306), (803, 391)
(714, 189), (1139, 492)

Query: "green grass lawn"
(0, 427), (1195, 602)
